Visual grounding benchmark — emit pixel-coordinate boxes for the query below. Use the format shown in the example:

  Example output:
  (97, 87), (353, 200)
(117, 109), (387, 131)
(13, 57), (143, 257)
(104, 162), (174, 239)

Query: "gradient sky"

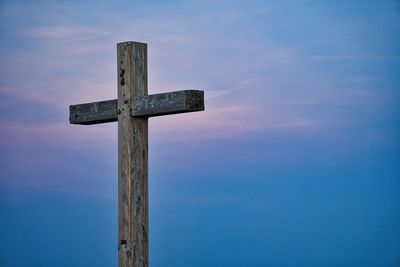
(0, 1), (399, 266)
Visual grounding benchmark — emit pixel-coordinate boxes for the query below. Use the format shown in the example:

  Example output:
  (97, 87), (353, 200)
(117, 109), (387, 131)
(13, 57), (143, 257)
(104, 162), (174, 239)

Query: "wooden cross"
(69, 41), (204, 267)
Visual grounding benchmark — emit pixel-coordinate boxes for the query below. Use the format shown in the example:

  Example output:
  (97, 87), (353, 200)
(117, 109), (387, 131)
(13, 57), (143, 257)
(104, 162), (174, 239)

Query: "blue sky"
(0, 0), (399, 266)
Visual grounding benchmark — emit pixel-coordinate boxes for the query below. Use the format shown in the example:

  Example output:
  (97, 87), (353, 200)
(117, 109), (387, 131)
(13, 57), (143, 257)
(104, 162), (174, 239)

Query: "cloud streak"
(0, 0), (398, 189)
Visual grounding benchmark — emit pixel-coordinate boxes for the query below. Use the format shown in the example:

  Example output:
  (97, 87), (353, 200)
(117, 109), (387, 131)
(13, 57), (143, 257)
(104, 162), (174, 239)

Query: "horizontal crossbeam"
(69, 99), (117, 125)
(69, 90), (204, 125)
(132, 90), (203, 117)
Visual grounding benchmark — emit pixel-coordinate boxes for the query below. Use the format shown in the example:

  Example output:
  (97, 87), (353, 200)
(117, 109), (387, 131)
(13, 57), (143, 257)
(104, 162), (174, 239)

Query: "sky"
(0, 0), (399, 266)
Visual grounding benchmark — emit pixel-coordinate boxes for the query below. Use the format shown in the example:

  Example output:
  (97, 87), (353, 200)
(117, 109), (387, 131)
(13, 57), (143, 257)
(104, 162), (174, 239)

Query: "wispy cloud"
(0, 86), (58, 107)
(25, 25), (109, 41)
(0, 0), (398, 195)
(151, 103), (315, 140)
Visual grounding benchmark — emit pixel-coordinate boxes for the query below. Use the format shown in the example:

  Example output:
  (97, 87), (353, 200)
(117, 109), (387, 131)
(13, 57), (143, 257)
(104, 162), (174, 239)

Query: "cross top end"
(69, 41), (205, 125)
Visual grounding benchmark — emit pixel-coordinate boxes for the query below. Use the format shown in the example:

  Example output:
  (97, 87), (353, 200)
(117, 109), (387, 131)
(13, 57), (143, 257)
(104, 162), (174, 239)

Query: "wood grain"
(69, 99), (117, 125)
(69, 41), (206, 267)
(132, 90), (204, 117)
(117, 41), (148, 267)
(69, 90), (204, 124)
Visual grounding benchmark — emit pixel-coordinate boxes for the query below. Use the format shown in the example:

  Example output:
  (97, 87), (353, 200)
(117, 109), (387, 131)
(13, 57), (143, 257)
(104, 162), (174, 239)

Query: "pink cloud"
(0, 86), (57, 106)
(150, 102), (315, 140)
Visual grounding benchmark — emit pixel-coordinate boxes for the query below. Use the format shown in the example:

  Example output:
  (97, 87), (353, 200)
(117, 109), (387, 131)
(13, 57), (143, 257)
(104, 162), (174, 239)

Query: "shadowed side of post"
(118, 41), (148, 267)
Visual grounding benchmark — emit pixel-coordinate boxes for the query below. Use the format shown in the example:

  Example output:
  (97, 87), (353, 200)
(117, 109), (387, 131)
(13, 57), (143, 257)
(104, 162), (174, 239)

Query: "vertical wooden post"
(117, 42), (148, 267)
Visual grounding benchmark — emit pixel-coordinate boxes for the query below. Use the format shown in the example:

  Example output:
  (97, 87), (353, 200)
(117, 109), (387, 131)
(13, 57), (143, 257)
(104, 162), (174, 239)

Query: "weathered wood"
(69, 90), (204, 124)
(68, 40), (206, 267)
(69, 99), (117, 125)
(117, 41), (148, 267)
(132, 90), (204, 117)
